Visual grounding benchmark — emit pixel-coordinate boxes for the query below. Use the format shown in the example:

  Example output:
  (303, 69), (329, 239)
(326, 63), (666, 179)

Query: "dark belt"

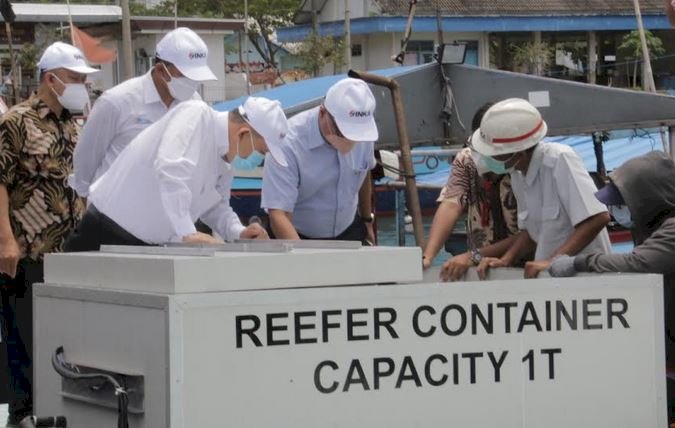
(298, 215), (368, 243)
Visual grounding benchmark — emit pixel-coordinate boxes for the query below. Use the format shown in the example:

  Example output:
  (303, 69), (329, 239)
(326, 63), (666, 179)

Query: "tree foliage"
(510, 42), (553, 76)
(229, 0), (298, 74)
(618, 30), (665, 88)
(20, 0), (300, 72)
(296, 32), (344, 77)
(132, 0), (299, 75)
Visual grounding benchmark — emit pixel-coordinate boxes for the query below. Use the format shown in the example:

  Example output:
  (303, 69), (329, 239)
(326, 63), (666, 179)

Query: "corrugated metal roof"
(3, 3), (122, 23)
(375, 0), (665, 16)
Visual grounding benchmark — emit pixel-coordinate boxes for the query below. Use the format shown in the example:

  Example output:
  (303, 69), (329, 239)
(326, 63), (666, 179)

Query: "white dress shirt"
(261, 107), (375, 238)
(510, 142), (612, 260)
(69, 71), (199, 197)
(89, 100), (245, 244)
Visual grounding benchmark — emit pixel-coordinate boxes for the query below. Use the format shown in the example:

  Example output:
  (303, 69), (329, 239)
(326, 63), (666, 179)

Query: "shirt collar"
(524, 142), (545, 186)
(213, 110), (230, 158)
(307, 106), (327, 150)
(142, 70), (163, 105)
(30, 93), (71, 121)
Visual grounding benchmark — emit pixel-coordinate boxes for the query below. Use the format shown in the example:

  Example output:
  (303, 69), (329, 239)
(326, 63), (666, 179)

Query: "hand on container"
(182, 232), (222, 245)
(440, 251), (472, 282)
(240, 223), (269, 240)
(524, 259), (551, 279)
(476, 257), (507, 280)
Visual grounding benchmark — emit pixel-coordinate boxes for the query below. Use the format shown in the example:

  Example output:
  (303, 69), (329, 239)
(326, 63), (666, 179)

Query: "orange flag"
(70, 24), (117, 65)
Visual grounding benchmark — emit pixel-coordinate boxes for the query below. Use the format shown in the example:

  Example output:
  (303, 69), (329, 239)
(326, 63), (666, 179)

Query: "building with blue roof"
(278, 0), (674, 89)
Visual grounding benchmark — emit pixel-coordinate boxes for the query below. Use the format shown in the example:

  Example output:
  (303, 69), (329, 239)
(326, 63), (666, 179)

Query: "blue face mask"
(483, 156), (508, 175)
(610, 205), (633, 229)
(231, 132), (265, 170)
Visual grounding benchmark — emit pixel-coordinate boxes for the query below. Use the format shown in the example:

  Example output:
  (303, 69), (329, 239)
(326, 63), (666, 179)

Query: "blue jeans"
(0, 258), (42, 421)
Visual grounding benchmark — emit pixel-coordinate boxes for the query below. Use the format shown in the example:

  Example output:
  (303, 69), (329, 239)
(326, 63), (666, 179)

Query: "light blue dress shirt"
(261, 107), (375, 238)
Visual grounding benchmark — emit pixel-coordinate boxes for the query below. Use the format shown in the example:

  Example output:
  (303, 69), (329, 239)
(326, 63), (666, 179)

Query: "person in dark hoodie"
(549, 151), (675, 423)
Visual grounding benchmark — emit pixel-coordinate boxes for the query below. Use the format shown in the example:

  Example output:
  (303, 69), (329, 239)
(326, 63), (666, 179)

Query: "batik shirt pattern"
(0, 95), (84, 260)
(437, 148), (519, 248)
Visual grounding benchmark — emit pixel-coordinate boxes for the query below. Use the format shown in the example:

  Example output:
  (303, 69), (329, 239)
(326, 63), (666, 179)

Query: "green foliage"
(296, 32), (344, 77)
(618, 30), (665, 60)
(130, 1), (174, 17)
(18, 25), (68, 71)
(618, 30), (665, 89)
(219, 0), (298, 72)
(132, 0), (299, 71)
(12, 0), (116, 3)
(510, 41), (553, 76)
(20, 0), (302, 73)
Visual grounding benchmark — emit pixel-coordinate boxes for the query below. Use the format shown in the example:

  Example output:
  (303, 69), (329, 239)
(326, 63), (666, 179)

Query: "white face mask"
(610, 205), (633, 229)
(326, 135), (355, 154)
(51, 75), (89, 113)
(322, 110), (355, 154)
(162, 64), (199, 101)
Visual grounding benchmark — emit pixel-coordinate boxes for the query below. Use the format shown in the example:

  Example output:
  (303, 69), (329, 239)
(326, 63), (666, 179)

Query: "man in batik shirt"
(423, 102), (520, 281)
(0, 42), (96, 425)
(424, 148), (520, 277)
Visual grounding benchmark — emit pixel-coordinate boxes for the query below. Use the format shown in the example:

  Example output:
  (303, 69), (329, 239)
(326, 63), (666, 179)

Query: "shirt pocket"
(349, 165), (369, 196)
(541, 201), (561, 221)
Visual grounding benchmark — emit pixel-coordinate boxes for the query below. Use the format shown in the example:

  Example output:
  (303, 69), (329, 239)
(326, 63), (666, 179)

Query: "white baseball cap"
(239, 97), (289, 167)
(156, 27), (217, 82)
(37, 42), (98, 74)
(324, 78), (378, 142)
(470, 98), (547, 157)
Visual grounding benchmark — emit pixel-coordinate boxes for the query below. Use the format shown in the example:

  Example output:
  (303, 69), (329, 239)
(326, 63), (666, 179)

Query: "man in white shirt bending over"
(460, 98), (611, 279)
(69, 27), (215, 198)
(64, 97), (288, 251)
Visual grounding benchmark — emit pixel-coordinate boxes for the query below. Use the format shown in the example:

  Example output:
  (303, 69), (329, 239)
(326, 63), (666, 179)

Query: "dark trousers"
(669, 377), (674, 424)
(64, 204), (147, 252)
(297, 215), (369, 243)
(0, 258), (42, 421)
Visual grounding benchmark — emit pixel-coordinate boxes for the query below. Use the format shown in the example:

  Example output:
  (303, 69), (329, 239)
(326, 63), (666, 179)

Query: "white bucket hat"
(470, 98), (547, 157)
(324, 78), (378, 142)
(37, 42), (99, 74)
(239, 97), (289, 167)
(156, 27), (217, 82)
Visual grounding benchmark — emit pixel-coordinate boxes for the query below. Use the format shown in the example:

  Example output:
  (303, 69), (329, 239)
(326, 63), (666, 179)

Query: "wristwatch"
(361, 212), (375, 223)
(470, 249), (482, 266)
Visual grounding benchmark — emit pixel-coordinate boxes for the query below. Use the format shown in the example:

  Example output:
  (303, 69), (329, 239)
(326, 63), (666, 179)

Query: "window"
(351, 44), (362, 57)
(404, 40), (435, 65)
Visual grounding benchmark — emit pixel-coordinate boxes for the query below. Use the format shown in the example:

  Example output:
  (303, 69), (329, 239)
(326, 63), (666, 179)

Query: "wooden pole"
(4, 22), (17, 105)
(344, 0), (351, 71)
(348, 70), (425, 247)
(587, 31), (597, 84)
(120, 0), (133, 81)
(632, 0), (668, 151)
(633, 0), (656, 92)
(244, 0), (250, 94)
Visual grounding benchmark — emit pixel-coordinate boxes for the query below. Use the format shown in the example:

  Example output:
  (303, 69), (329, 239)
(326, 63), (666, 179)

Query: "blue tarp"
(233, 130), (664, 191)
(409, 129), (665, 188)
